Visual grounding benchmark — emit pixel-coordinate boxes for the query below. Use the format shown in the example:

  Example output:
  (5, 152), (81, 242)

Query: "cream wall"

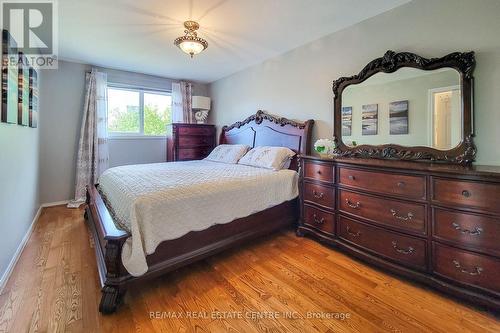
(209, 0), (500, 165)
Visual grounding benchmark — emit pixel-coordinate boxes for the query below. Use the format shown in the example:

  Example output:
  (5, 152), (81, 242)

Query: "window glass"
(107, 86), (172, 136)
(107, 88), (140, 134)
(144, 93), (172, 136)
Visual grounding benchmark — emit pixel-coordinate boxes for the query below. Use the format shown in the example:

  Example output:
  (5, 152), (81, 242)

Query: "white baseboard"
(41, 200), (70, 208)
(0, 205), (42, 294)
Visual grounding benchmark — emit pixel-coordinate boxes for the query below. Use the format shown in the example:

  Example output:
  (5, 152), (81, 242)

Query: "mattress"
(98, 160), (298, 276)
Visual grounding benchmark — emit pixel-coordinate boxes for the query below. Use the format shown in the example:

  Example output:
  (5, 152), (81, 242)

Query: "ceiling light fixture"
(174, 21), (208, 58)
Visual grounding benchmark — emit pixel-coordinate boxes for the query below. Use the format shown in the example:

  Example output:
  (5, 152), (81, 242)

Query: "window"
(107, 85), (172, 137)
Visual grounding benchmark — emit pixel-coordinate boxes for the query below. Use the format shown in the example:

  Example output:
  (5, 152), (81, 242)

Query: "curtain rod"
(84, 70), (192, 84)
(107, 82), (171, 93)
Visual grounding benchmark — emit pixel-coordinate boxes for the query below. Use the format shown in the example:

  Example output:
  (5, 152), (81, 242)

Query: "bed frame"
(85, 111), (314, 313)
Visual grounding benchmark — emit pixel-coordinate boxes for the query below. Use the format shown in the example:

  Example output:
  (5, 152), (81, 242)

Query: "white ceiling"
(59, 0), (410, 83)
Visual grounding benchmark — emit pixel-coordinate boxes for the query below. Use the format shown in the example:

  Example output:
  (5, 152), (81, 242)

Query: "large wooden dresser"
(166, 123), (216, 162)
(298, 156), (500, 311)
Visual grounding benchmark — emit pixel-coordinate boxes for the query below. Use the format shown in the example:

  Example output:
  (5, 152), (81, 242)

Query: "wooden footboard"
(85, 185), (299, 314)
(85, 186), (129, 313)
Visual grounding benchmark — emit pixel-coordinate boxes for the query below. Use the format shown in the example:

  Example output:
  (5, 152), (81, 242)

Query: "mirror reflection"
(341, 67), (462, 150)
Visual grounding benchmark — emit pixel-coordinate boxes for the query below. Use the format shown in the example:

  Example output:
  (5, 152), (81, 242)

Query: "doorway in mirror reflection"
(429, 86), (461, 150)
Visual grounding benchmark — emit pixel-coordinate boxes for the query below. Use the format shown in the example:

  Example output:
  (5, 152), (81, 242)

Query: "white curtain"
(68, 69), (109, 208)
(171, 81), (193, 123)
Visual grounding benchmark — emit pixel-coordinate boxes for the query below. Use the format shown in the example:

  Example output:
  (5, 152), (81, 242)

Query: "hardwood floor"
(0, 206), (498, 332)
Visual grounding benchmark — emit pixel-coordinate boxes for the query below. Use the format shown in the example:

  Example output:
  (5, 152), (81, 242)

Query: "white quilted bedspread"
(98, 160), (298, 276)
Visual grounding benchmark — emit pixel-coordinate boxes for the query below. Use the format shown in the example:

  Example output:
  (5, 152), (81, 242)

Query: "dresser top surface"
(169, 123), (215, 127)
(301, 155), (500, 180)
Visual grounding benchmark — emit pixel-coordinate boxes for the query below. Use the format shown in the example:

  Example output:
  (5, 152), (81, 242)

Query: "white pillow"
(238, 146), (296, 171)
(204, 144), (250, 164)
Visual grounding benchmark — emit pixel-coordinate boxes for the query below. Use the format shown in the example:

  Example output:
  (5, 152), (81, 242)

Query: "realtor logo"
(1, 0), (58, 68)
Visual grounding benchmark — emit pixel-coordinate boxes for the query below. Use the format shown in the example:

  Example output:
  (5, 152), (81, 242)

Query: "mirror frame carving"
(332, 50), (476, 164)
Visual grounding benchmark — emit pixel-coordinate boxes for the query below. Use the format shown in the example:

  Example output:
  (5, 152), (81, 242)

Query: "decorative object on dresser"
(191, 96), (211, 124)
(298, 157), (500, 311)
(332, 50), (476, 164)
(166, 123), (216, 161)
(314, 138), (336, 159)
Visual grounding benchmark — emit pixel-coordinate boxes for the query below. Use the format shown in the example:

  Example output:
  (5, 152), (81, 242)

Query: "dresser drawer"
(339, 216), (427, 270)
(433, 208), (500, 257)
(177, 147), (212, 161)
(178, 126), (214, 136)
(339, 190), (426, 235)
(303, 204), (335, 235)
(303, 161), (334, 183)
(338, 167), (426, 200)
(303, 182), (335, 209)
(178, 135), (214, 147)
(432, 178), (500, 214)
(433, 242), (500, 294)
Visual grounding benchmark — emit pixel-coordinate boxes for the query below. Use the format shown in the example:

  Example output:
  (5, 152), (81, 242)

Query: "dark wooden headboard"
(219, 111), (314, 169)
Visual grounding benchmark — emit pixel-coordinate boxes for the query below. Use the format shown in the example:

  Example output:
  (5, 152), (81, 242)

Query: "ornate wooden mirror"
(332, 50), (476, 164)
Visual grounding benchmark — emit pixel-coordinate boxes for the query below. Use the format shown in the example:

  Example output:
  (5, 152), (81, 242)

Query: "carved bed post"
(296, 154), (305, 237)
(99, 239), (127, 314)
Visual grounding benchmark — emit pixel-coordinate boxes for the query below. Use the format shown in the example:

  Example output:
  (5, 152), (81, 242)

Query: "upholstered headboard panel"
(219, 111), (314, 168)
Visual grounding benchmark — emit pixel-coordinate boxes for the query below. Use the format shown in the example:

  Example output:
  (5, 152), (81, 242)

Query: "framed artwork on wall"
(389, 100), (409, 135)
(1, 29), (18, 124)
(29, 67), (38, 128)
(342, 106), (352, 136)
(362, 104), (378, 135)
(18, 53), (30, 126)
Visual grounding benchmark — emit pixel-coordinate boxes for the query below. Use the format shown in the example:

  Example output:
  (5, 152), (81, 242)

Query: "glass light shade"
(179, 40), (205, 56)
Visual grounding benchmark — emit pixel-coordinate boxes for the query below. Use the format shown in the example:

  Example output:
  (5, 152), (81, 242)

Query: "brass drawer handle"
(390, 209), (414, 221)
(346, 226), (361, 237)
(313, 214), (325, 225)
(452, 260), (483, 276)
(345, 199), (361, 209)
(312, 190), (324, 199)
(462, 190), (471, 198)
(348, 175), (355, 181)
(451, 222), (483, 236)
(391, 241), (415, 255)
(397, 181), (406, 188)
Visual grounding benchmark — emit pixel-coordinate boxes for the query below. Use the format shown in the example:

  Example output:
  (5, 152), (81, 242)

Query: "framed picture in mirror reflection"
(362, 104), (378, 135)
(342, 106), (352, 136)
(389, 100), (409, 135)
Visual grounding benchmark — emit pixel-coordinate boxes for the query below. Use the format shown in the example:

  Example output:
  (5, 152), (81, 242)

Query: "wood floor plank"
(261, 239), (438, 332)
(210, 252), (343, 332)
(0, 205), (498, 333)
(243, 246), (388, 332)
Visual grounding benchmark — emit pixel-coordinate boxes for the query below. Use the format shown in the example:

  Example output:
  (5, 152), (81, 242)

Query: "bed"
(85, 111), (314, 313)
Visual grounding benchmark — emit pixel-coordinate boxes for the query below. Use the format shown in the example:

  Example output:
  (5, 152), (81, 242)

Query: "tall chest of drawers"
(166, 123), (216, 162)
(298, 156), (500, 311)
